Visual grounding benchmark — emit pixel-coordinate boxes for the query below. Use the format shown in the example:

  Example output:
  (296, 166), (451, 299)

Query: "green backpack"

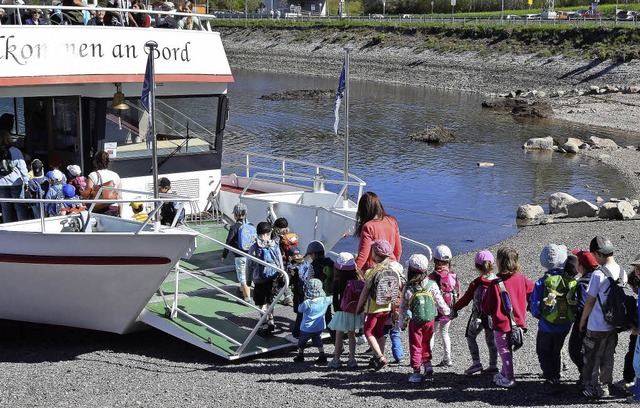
(541, 273), (577, 324)
(409, 281), (436, 324)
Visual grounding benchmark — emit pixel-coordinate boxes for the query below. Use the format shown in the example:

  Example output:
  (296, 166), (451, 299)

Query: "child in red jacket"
(481, 247), (534, 388)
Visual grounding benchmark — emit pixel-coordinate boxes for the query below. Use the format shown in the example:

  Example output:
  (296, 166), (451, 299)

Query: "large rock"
(410, 125), (455, 143)
(590, 136), (618, 149)
(523, 136), (554, 150)
(598, 201), (636, 220)
(618, 201), (636, 219)
(481, 97), (528, 109)
(565, 200), (598, 218)
(562, 141), (579, 154)
(516, 204), (544, 220)
(549, 192), (578, 215)
(511, 102), (552, 118)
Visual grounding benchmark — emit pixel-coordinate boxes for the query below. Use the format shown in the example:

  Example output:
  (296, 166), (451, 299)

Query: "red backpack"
(340, 280), (365, 314)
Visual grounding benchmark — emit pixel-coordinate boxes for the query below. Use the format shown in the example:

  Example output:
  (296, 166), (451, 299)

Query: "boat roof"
(0, 24), (233, 98)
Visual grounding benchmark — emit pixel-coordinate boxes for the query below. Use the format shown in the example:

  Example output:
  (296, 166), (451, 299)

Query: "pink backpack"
(438, 272), (458, 307)
(340, 280), (365, 314)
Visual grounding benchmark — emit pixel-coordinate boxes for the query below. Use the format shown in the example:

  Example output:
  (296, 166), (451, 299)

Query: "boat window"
(101, 95), (219, 160)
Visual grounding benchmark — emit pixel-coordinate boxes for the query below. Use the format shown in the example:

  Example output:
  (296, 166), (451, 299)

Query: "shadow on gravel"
(578, 61), (624, 84)
(558, 60), (603, 80)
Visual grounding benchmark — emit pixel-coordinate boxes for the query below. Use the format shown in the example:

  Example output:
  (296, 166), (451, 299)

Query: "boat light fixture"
(111, 83), (129, 110)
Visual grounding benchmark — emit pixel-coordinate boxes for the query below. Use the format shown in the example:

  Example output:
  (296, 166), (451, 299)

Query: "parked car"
(505, 14), (522, 20)
(555, 11), (569, 20)
(401, 14), (413, 19)
(616, 10), (637, 21)
(524, 13), (541, 20)
(371, 14), (384, 19)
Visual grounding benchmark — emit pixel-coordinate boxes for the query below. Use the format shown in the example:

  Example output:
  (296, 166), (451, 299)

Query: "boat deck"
(142, 222), (297, 359)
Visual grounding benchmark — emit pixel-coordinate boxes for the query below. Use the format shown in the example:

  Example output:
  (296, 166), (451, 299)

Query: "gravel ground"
(2, 28), (640, 408)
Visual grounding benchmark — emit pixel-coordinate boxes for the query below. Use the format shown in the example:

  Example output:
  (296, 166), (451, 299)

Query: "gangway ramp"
(140, 223), (296, 360)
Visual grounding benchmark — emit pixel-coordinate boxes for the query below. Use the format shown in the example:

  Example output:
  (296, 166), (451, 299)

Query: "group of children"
(222, 204), (640, 399)
(26, 158), (86, 217)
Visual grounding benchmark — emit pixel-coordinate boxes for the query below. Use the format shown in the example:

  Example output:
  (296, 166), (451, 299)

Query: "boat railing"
(322, 206), (434, 257)
(223, 148), (366, 205)
(0, 4), (219, 28)
(1, 185), (197, 233)
(157, 226), (289, 358)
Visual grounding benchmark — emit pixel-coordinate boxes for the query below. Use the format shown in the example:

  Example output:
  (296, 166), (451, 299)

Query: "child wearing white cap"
(327, 252), (363, 369)
(428, 244), (460, 368)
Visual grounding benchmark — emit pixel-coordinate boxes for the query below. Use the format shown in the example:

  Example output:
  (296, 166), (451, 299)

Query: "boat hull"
(0, 216), (197, 334)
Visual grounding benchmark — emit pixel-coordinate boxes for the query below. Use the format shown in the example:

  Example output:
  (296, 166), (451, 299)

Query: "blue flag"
(141, 52), (153, 150)
(333, 61), (345, 135)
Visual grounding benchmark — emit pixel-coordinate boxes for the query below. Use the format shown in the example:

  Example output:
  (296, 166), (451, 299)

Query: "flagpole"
(144, 41), (159, 220)
(343, 46), (352, 204)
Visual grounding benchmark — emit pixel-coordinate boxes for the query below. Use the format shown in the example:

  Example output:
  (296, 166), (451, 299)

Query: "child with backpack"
(481, 247), (534, 388)
(67, 164), (87, 197)
(294, 278), (332, 364)
(452, 250), (499, 375)
(567, 249), (599, 388)
(429, 244), (460, 368)
(327, 252), (364, 369)
(246, 221), (283, 335)
(221, 202), (254, 303)
(530, 244), (575, 395)
(400, 254), (450, 383)
(305, 240), (336, 341)
(59, 184), (84, 214)
(356, 239), (402, 371)
(44, 169), (65, 216)
(272, 217), (297, 307)
(285, 246), (310, 344)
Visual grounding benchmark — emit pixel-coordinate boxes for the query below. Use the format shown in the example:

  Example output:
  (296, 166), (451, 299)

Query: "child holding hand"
(294, 278), (332, 364)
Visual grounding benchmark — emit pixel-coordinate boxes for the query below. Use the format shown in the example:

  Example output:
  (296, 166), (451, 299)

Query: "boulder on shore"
(565, 200), (598, 218)
(481, 97), (529, 110)
(598, 201), (636, 220)
(590, 136), (618, 149)
(549, 192), (578, 215)
(523, 136), (554, 151)
(516, 204), (544, 220)
(410, 125), (455, 144)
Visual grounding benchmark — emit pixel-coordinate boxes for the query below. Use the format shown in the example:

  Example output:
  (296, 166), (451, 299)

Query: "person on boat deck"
(86, 150), (122, 216)
(49, 157), (67, 185)
(158, 177), (184, 226)
(177, 1), (202, 30)
(155, 1), (178, 28)
(0, 130), (29, 223)
(25, 9), (44, 25)
(43, 169), (66, 217)
(0, 113), (14, 133)
(130, 202), (148, 222)
(26, 159), (49, 219)
(60, 0), (86, 25)
(87, 9), (106, 25)
(131, 0), (150, 27)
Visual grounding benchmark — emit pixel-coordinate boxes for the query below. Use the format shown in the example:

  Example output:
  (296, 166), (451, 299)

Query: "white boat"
(0, 5), (366, 357)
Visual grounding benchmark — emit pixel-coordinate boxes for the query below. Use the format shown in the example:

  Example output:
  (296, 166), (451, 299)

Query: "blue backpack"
(259, 246), (281, 279)
(237, 220), (257, 251)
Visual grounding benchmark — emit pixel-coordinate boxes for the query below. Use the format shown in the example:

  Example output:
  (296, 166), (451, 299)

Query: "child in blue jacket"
(294, 278), (332, 364)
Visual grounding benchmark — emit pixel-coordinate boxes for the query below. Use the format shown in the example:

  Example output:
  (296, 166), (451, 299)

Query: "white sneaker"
(284, 334), (298, 344)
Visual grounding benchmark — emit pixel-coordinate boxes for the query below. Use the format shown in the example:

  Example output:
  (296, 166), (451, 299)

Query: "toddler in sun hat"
(294, 278), (332, 364)
(452, 250), (498, 376)
(429, 244), (460, 368)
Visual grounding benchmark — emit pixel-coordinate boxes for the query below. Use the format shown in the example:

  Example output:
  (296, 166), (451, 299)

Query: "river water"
(224, 69), (638, 257)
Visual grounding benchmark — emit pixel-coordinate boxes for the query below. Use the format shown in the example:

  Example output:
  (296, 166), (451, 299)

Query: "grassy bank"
(213, 20), (640, 61)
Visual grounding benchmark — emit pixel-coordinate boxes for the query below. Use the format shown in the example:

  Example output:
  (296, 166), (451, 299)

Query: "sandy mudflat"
(2, 28), (640, 408)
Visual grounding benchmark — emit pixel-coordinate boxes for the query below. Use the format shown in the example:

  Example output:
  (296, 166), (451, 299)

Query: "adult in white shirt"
(579, 235), (625, 399)
(86, 150), (122, 215)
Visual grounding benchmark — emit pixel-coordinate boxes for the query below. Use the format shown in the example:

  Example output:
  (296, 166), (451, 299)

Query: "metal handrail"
(166, 225), (290, 357)
(224, 149), (366, 202)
